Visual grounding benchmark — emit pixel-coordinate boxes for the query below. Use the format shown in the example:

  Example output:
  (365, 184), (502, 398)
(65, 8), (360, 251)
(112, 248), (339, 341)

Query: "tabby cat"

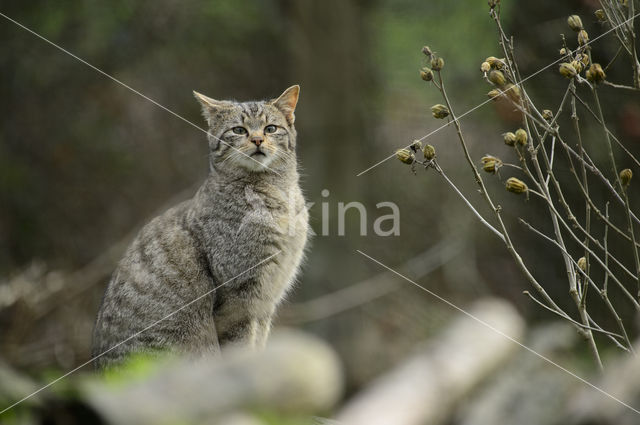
(92, 85), (309, 369)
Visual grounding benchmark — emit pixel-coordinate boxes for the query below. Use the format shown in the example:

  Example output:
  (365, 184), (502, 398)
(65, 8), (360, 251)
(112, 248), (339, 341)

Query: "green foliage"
(100, 351), (165, 389)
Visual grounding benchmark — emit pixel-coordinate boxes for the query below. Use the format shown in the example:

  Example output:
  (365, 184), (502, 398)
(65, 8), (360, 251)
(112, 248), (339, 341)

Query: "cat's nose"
(250, 136), (263, 147)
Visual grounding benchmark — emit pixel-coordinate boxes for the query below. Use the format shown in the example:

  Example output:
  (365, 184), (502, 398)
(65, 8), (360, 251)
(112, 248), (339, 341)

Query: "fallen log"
(336, 298), (525, 425)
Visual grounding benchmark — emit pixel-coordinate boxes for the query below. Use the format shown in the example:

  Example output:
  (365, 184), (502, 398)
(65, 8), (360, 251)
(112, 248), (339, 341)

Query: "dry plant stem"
(623, 187), (640, 299)
(496, 59), (640, 328)
(599, 0), (640, 86)
(519, 218), (634, 352)
(604, 45), (624, 71)
(591, 84), (640, 298)
(570, 83), (591, 288)
(504, 91), (640, 277)
(563, 146), (640, 249)
(534, 181), (640, 310)
(433, 70), (574, 328)
(496, 8), (606, 366)
(494, 12), (602, 369)
(603, 80), (640, 90)
(602, 203), (636, 354)
(433, 164), (504, 242)
(519, 95), (604, 371)
(522, 290), (623, 340)
(562, 141), (640, 232)
(571, 89), (640, 169)
(507, 92), (638, 239)
(626, 0), (640, 87)
(586, 314), (630, 352)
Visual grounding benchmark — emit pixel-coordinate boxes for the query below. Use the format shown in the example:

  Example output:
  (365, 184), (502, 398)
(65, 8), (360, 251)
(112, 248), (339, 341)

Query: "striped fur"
(92, 86), (309, 369)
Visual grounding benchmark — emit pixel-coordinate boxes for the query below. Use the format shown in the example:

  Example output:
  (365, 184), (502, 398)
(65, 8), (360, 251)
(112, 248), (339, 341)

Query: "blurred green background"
(1, 0), (639, 392)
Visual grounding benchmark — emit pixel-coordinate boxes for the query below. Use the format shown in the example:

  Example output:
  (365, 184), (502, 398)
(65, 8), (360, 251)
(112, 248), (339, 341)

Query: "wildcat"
(92, 85), (309, 369)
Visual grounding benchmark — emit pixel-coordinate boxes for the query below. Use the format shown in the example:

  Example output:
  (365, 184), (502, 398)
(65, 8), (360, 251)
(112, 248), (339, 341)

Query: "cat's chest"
(203, 183), (308, 256)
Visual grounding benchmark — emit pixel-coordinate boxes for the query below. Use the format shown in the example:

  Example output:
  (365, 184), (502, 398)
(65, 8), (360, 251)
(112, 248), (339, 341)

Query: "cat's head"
(193, 85), (299, 174)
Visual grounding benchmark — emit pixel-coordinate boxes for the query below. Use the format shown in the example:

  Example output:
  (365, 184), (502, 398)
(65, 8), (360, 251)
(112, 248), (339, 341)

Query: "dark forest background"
(1, 0), (640, 393)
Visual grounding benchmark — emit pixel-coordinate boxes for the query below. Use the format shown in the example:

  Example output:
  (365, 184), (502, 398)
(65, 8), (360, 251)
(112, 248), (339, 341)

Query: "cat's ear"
(270, 85), (300, 125)
(193, 91), (233, 121)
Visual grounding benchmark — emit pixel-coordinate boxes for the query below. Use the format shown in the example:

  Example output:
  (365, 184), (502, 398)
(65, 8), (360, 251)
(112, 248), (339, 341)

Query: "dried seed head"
(503, 132), (517, 146)
(481, 155), (503, 174)
(420, 67), (434, 81)
(578, 53), (590, 66)
(396, 148), (415, 165)
(515, 128), (528, 146)
(504, 83), (521, 103)
(480, 61), (491, 73)
(489, 70), (507, 86)
(488, 0), (500, 9)
(431, 104), (450, 119)
(431, 56), (445, 71)
(620, 168), (633, 187)
(506, 177), (528, 194)
(410, 140), (423, 151)
(487, 89), (502, 100)
(586, 63), (606, 83)
(595, 9), (606, 22)
(577, 256), (587, 272)
(485, 56), (505, 69)
(567, 15), (583, 31)
(578, 29), (589, 46)
(542, 109), (553, 121)
(423, 144), (436, 160)
(559, 62), (577, 78)
(422, 45), (433, 57)
(571, 60), (583, 74)
(559, 47), (569, 56)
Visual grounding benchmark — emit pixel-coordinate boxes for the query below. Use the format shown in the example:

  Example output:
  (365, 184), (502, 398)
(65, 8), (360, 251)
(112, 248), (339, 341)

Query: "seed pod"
(489, 70), (507, 86)
(396, 148), (415, 165)
(586, 63), (606, 83)
(503, 83), (521, 102)
(559, 47), (569, 56)
(571, 60), (583, 74)
(410, 140), (423, 151)
(423, 144), (436, 160)
(431, 104), (450, 119)
(488, 0), (500, 9)
(595, 9), (606, 22)
(620, 168), (633, 187)
(481, 155), (503, 174)
(577, 257), (587, 272)
(542, 109), (553, 121)
(578, 53), (590, 66)
(515, 128), (528, 146)
(578, 29), (589, 46)
(506, 177), (528, 194)
(567, 15), (583, 31)
(420, 67), (434, 81)
(431, 55), (445, 71)
(480, 61), (491, 73)
(559, 62), (577, 78)
(422, 45), (433, 56)
(503, 132), (517, 146)
(485, 56), (505, 69)
(487, 89), (502, 100)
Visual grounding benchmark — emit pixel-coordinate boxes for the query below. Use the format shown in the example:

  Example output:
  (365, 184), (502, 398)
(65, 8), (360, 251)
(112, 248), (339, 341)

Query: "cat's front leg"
(254, 316), (273, 349)
(217, 316), (264, 349)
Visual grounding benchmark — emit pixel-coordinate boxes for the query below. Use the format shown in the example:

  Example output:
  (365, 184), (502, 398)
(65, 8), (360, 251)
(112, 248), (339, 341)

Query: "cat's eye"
(264, 125), (277, 134)
(232, 126), (248, 135)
